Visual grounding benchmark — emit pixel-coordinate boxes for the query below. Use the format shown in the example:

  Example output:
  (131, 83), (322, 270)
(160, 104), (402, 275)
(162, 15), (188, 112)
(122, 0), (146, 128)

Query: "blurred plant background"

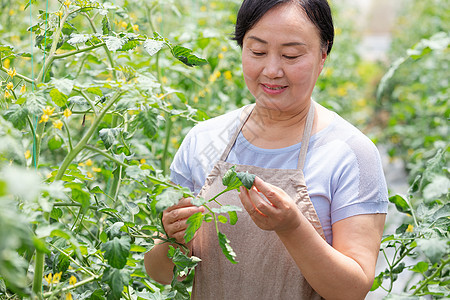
(0, 0), (448, 299)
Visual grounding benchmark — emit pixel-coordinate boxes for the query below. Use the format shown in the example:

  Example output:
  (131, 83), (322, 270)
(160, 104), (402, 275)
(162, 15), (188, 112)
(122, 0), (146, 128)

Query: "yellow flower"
(218, 53), (224, 60)
(120, 21), (128, 29)
(6, 82), (14, 90)
(4, 90), (11, 98)
(44, 273), (52, 285)
(406, 224), (414, 233)
(43, 106), (55, 116)
(63, 108), (72, 118)
(64, 0), (71, 8)
(161, 76), (168, 84)
(53, 272), (62, 284)
(9, 9), (15, 16)
(200, 5), (207, 12)
(78, 162), (85, 167)
(39, 114), (49, 123)
(132, 24), (139, 31)
(193, 96), (199, 103)
(337, 86), (347, 97)
(209, 71), (221, 82)
(3, 58), (10, 69)
(55, 11), (64, 18)
(25, 150), (31, 160)
(224, 70), (232, 80)
(20, 84), (26, 94)
(53, 120), (64, 130)
(87, 172), (93, 178)
(156, 16), (162, 23)
(86, 159), (93, 167)
(69, 275), (77, 286)
(66, 293), (73, 300)
(140, 158), (146, 164)
(7, 68), (17, 78)
(221, 46), (228, 52)
(92, 167), (102, 172)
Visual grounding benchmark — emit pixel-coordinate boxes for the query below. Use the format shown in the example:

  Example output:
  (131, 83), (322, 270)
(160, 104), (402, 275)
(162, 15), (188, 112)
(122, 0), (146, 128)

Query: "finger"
(248, 186), (275, 215)
(239, 186), (267, 217)
(252, 177), (284, 207)
(163, 205), (204, 226)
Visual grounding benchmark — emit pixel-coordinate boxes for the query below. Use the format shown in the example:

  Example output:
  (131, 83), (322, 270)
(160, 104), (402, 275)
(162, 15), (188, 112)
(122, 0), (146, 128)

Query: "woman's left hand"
(238, 176), (303, 233)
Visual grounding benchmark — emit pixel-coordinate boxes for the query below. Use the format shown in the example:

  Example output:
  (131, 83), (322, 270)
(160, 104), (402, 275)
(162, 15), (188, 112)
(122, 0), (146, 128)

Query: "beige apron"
(192, 103), (325, 300)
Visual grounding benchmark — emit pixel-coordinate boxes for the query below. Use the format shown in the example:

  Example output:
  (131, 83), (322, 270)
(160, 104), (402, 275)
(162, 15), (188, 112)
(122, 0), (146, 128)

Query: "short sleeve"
(330, 135), (388, 224)
(170, 130), (195, 192)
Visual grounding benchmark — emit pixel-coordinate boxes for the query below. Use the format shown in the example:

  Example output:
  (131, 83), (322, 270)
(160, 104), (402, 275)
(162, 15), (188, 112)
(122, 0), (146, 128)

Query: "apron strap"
(297, 101), (315, 170)
(220, 104), (255, 161)
(220, 101), (315, 171)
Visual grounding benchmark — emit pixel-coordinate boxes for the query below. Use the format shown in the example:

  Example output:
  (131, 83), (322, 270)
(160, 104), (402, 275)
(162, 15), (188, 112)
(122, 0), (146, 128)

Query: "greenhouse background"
(0, 0), (448, 299)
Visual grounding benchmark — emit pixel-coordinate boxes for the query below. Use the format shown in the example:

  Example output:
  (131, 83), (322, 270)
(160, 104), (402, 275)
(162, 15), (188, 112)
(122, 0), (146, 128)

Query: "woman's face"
(241, 3), (327, 113)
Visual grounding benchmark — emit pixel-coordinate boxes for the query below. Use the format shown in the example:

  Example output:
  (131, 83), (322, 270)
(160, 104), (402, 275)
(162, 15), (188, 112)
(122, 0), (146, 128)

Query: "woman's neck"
(242, 101), (313, 149)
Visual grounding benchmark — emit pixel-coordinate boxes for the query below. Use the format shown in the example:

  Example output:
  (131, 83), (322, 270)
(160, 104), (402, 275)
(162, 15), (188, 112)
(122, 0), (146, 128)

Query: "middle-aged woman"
(145, 0), (388, 299)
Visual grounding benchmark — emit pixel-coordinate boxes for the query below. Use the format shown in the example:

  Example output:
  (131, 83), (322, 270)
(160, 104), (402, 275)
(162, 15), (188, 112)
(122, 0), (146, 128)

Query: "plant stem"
(0, 66), (35, 84)
(63, 118), (73, 151)
(32, 250), (45, 299)
(32, 122), (46, 167)
(84, 144), (129, 167)
(55, 90), (123, 181)
(50, 244), (98, 278)
(412, 257), (450, 295)
(42, 275), (98, 298)
(161, 116), (173, 175)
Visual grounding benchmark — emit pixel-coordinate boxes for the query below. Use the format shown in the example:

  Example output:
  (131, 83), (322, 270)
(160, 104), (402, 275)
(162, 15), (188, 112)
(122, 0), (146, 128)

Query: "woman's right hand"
(162, 197), (205, 245)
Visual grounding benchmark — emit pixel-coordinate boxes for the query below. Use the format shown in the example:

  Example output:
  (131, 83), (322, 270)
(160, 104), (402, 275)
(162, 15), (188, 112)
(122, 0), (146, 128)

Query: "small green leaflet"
(167, 245), (201, 273)
(171, 45), (208, 67)
(236, 171), (256, 190)
(155, 187), (184, 212)
(104, 36), (125, 52)
(102, 267), (132, 299)
(50, 88), (68, 107)
(3, 105), (28, 129)
(222, 166), (242, 190)
(218, 232), (237, 264)
(389, 195), (412, 215)
(102, 15), (111, 35)
(184, 212), (203, 244)
(101, 236), (131, 269)
(143, 39), (164, 56)
(99, 127), (122, 149)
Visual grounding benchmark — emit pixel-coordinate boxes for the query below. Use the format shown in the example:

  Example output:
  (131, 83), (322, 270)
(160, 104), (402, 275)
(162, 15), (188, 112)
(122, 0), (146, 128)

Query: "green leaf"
(120, 39), (140, 51)
(167, 245), (200, 273)
(217, 232), (237, 264)
(423, 175), (450, 200)
(411, 261), (429, 274)
(48, 134), (63, 150)
(222, 166), (243, 190)
(67, 33), (92, 46)
(71, 188), (91, 213)
(171, 45), (208, 67)
(389, 195), (412, 215)
(155, 187), (183, 212)
(50, 88), (68, 107)
(104, 36), (125, 52)
(126, 165), (150, 181)
(135, 110), (157, 138)
(191, 197), (207, 206)
(228, 211), (238, 225)
(130, 245), (147, 253)
(86, 87), (103, 97)
(236, 171), (256, 190)
(51, 78), (74, 95)
(102, 236), (131, 269)
(370, 273), (383, 291)
(143, 39), (164, 56)
(24, 92), (46, 115)
(416, 238), (448, 264)
(102, 15), (111, 35)
(218, 215), (228, 224)
(99, 128), (122, 150)
(50, 207), (63, 220)
(3, 105), (28, 129)
(184, 212), (203, 244)
(102, 267), (132, 299)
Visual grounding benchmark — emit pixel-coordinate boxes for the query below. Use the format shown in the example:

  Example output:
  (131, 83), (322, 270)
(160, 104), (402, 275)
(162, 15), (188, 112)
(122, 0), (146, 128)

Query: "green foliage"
(372, 150), (449, 298)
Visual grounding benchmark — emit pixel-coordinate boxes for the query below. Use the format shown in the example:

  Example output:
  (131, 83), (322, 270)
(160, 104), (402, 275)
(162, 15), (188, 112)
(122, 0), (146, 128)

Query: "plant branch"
(412, 257), (450, 295)
(50, 244), (98, 278)
(84, 144), (129, 167)
(55, 90), (124, 181)
(42, 275), (98, 298)
(32, 250), (45, 299)
(0, 66), (35, 84)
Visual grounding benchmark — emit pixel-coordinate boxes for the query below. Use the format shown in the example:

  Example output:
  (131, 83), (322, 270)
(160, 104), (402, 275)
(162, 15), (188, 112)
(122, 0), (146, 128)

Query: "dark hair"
(232, 0), (334, 55)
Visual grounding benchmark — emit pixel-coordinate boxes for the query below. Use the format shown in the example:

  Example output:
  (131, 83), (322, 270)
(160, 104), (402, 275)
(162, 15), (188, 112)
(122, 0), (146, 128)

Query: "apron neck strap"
(220, 101), (316, 171)
(219, 104), (254, 161)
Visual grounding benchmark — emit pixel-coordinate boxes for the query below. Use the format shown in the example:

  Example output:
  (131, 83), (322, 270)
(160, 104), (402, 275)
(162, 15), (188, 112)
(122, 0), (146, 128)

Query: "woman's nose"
(262, 55), (284, 79)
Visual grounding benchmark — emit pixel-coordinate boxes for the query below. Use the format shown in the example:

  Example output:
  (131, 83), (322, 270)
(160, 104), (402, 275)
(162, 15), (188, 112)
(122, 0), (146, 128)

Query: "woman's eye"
(283, 55), (300, 60)
(251, 51), (265, 56)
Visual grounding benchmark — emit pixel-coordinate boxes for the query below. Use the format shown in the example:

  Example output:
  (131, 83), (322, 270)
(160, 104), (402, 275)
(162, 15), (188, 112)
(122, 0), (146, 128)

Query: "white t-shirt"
(170, 106), (388, 244)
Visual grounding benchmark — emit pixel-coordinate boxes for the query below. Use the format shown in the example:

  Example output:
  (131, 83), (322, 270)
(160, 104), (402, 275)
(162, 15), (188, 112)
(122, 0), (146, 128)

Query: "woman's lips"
(260, 83), (288, 95)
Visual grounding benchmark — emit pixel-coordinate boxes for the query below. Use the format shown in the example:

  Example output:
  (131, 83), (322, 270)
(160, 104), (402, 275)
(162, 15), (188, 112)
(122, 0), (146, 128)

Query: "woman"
(145, 0), (388, 299)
